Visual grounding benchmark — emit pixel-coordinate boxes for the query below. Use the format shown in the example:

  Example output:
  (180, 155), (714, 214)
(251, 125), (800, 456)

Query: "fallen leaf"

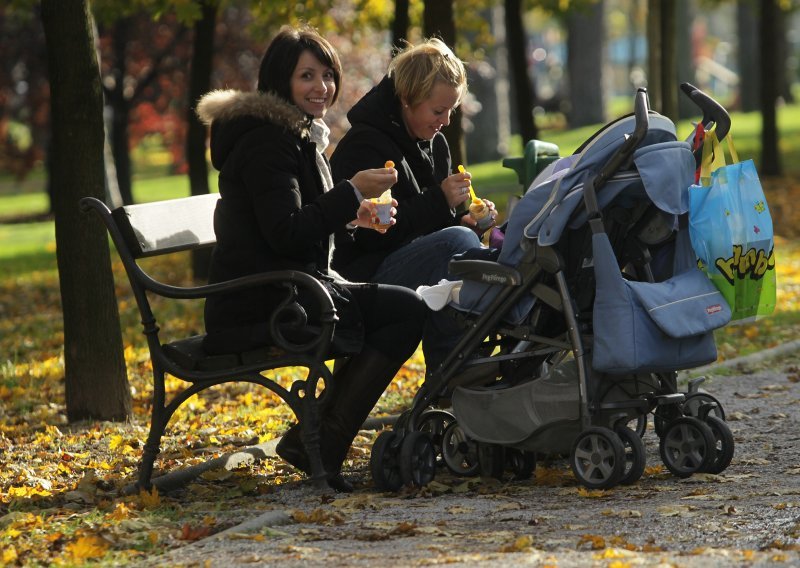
(500, 535), (533, 552)
(65, 535), (109, 561)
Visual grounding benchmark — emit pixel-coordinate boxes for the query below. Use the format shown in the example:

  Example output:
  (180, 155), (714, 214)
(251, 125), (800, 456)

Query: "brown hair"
(257, 25), (342, 105)
(389, 38), (467, 107)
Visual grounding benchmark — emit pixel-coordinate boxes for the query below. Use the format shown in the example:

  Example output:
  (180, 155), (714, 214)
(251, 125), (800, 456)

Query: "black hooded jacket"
(196, 89), (364, 353)
(330, 75), (459, 282)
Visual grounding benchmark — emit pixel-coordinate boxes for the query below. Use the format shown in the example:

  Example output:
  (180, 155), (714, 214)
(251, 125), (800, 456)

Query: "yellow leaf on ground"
(500, 535), (533, 552)
(2, 546), (18, 564)
(65, 535), (108, 561)
(139, 486), (160, 509)
(577, 487), (609, 498)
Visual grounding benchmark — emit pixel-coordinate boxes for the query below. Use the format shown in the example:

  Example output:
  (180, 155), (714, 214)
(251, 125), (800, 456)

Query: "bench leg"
(137, 430), (163, 490)
(136, 367), (169, 491)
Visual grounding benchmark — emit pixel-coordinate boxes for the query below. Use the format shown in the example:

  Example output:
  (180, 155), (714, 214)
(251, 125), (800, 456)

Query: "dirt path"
(152, 349), (800, 567)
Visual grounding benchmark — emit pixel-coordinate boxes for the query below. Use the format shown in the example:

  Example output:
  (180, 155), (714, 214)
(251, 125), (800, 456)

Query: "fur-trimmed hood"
(196, 89), (310, 135)
(196, 89), (313, 170)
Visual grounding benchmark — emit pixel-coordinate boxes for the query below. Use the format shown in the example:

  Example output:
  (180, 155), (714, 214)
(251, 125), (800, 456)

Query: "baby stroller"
(370, 84), (736, 490)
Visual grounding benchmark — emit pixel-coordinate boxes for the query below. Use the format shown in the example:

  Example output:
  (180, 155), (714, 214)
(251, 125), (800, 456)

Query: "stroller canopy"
(455, 111), (696, 323)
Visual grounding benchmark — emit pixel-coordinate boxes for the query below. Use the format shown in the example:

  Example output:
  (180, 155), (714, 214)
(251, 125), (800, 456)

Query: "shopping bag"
(688, 130), (776, 321)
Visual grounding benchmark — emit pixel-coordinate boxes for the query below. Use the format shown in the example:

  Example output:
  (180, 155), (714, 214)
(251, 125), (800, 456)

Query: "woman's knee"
(437, 225), (481, 252)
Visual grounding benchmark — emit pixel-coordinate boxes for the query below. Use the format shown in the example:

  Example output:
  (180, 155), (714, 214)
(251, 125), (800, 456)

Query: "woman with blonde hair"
(331, 38), (496, 374)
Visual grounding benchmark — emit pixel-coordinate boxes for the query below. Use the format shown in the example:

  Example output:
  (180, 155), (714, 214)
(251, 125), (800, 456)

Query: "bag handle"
(699, 129), (740, 186)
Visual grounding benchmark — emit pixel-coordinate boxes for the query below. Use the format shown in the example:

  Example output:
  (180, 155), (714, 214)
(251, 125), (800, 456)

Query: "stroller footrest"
(654, 393), (685, 406)
(598, 398), (649, 413)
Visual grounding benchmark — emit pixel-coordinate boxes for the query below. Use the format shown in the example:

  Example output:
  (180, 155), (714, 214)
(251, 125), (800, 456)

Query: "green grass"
(0, 222), (55, 268)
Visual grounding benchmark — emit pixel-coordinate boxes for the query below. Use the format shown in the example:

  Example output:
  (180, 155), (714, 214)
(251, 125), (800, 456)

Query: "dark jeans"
(370, 226), (482, 373)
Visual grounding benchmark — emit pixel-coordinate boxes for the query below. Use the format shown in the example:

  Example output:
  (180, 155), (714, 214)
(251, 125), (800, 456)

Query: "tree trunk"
(759, 0), (782, 176)
(423, 0), (464, 168)
(504, 0), (538, 144)
(646, 0), (662, 112)
(658, 0), (677, 120)
(565, 0), (606, 127)
(392, 0), (410, 53)
(737, 1), (759, 112)
(676, 0), (696, 119)
(108, 17), (135, 205)
(41, 0), (131, 422)
(187, 0), (216, 281)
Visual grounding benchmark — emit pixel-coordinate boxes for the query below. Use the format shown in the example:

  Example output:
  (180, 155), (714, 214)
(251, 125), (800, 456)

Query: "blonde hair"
(388, 38), (467, 108)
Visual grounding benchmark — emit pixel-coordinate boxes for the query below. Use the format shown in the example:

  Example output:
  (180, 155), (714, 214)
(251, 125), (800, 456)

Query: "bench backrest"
(111, 193), (220, 258)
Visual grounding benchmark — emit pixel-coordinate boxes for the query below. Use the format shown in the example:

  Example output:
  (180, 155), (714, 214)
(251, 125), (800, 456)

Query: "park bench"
(80, 193), (340, 492)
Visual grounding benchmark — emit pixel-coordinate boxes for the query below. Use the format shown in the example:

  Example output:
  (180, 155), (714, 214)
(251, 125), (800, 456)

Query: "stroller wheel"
(418, 409), (456, 465)
(370, 430), (403, 491)
(570, 426), (626, 489)
(614, 424), (646, 485)
(658, 416), (715, 478)
(700, 415), (735, 474)
(506, 448), (536, 481)
(683, 392), (726, 421)
(477, 442), (506, 480)
(441, 422), (480, 476)
(399, 431), (437, 487)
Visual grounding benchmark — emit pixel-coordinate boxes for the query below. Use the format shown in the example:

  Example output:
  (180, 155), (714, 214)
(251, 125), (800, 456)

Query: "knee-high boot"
(276, 346), (404, 489)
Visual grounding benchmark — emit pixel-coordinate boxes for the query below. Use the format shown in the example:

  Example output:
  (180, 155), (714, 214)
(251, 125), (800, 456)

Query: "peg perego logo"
(706, 304), (722, 315)
(481, 274), (507, 284)
(715, 245), (775, 285)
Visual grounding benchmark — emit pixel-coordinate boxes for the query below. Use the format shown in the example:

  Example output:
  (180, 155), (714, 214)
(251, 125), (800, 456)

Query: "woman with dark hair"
(196, 26), (427, 492)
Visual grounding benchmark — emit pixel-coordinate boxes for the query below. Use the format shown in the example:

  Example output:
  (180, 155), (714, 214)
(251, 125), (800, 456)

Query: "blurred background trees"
(3, 0), (798, 208)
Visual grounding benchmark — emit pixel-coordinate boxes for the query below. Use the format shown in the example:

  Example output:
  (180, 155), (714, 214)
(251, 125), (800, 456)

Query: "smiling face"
(290, 50), (337, 119)
(401, 81), (461, 141)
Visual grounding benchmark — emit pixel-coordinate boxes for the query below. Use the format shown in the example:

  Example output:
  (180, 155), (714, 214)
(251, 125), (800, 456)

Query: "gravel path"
(151, 348), (800, 567)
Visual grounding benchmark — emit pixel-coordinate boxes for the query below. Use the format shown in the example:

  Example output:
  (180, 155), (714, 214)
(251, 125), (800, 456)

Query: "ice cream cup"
(370, 188), (393, 230)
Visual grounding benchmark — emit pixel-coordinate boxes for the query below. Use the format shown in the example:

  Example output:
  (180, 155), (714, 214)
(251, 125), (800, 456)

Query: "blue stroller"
(370, 84), (736, 490)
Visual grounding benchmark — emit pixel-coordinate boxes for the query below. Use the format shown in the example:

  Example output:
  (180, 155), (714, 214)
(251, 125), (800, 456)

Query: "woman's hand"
(350, 198), (399, 233)
(441, 168), (473, 209)
(350, 165), (398, 199)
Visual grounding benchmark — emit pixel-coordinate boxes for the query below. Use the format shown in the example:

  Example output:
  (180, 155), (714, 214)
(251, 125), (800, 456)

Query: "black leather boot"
(276, 346), (403, 491)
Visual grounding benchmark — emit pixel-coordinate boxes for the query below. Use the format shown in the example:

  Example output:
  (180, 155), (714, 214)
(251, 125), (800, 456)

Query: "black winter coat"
(196, 89), (364, 354)
(330, 75), (459, 282)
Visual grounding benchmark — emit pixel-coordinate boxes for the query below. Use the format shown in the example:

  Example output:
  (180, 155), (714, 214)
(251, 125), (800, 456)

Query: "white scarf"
(309, 118), (345, 279)
(309, 119), (334, 192)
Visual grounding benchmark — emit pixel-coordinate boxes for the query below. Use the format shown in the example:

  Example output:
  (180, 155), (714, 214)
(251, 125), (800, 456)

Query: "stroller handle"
(598, 88), (650, 185)
(680, 82), (731, 141)
(584, 88), (650, 221)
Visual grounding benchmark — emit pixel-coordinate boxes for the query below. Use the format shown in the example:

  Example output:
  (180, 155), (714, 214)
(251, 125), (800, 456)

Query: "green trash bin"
(501, 140), (560, 216)
(502, 139), (560, 192)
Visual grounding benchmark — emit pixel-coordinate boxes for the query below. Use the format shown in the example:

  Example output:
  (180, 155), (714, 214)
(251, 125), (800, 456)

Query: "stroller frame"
(371, 85), (735, 491)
